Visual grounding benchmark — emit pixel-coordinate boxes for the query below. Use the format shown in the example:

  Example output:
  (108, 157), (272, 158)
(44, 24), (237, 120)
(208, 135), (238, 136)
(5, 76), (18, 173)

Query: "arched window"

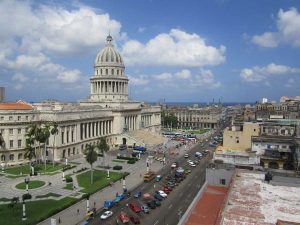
(1, 155), (5, 161)
(18, 153), (22, 160)
(68, 148), (71, 156)
(9, 154), (14, 161)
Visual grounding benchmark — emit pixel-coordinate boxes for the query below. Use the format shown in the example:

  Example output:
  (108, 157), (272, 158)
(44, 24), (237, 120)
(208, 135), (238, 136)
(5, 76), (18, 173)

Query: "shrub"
(113, 165), (123, 170)
(62, 165), (76, 172)
(65, 177), (73, 183)
(117, 156), (138, 161)
(22, 193), (32, 201)
(127, 159), (136, 164)
(30, 171), (38, 176)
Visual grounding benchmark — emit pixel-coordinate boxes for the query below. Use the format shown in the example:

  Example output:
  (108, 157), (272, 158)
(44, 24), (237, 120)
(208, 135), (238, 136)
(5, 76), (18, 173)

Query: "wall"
(206, 167), (235, 187)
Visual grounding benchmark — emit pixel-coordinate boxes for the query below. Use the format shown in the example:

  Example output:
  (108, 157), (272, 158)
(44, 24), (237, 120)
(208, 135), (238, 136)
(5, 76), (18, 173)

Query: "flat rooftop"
(222, 170), (300, 224)
(185, 185), (228, 225)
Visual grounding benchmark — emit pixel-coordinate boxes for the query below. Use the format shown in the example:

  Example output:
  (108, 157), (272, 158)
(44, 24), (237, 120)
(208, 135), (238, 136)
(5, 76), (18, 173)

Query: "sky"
(0, 0), (300, 103)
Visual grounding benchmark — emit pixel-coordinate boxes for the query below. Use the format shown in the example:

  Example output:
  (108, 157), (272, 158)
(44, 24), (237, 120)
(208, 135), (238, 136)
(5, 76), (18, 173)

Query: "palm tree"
(41, 124), (51, 171)
(24, 142), (36, 175)
(35, 127), (44, 164)
(84, 144), (98, 184)
(50, 123), (59, 167)
(96, 137), (110, 165)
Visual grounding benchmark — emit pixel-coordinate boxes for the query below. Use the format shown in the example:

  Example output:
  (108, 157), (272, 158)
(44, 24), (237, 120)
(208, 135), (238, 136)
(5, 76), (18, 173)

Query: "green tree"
(50, 122), (59, 167)
(96, 137), (110, 165)
(84, 144), (98, 184)
(161, 111), (178, 128)
(24, 142), (36, 174)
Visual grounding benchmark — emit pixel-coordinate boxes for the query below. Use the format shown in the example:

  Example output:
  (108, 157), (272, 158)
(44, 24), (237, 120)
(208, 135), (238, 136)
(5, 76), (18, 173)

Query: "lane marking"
(154, 220), (159, 225)
(168, 204), (173, 209)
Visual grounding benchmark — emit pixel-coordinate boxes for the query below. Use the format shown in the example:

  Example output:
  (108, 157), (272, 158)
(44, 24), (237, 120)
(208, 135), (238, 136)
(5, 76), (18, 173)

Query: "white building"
(0, 35), (161, 165)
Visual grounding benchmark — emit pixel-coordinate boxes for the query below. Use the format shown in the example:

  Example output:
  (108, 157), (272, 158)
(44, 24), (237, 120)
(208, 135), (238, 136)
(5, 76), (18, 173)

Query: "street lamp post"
(22, 200), (27, 221)
(107, 169), (110, 179)
(24, 177), (30, 194)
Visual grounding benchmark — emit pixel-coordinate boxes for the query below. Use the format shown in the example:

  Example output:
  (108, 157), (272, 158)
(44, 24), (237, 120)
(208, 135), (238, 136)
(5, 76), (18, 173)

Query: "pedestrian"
(77, 208), (80, 215)
(140, 173), (142, 178)
(58, 217), (61, 224)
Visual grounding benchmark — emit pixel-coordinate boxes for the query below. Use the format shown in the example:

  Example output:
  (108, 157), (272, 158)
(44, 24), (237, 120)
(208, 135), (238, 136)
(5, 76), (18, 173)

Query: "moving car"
(184, 153), (189, 158)
(134, 191), (142, 198)
(171, 163), (178, 168)
(100, 211), (113, 220)
(155, 175), (163, 182)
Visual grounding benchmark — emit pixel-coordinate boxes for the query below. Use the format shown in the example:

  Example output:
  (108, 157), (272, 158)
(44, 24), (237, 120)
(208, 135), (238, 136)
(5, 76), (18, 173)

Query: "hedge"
(113, 165), (123, 170)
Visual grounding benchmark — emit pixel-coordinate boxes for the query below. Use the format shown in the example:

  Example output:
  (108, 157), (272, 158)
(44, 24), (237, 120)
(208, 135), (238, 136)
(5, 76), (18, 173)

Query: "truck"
(144, 171), (155, 182)
(103, 200), (115, 209)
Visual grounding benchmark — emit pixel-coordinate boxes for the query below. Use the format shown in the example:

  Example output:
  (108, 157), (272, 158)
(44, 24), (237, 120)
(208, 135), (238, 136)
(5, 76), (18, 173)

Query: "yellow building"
(214, 122), (260, 165)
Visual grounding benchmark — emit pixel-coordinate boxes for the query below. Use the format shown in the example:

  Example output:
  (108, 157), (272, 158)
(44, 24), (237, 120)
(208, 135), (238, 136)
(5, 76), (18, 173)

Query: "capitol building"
(0, 35), (161, 165)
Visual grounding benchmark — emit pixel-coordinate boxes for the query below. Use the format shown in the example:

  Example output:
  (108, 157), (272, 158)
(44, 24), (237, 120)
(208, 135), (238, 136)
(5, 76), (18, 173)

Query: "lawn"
(112, 159), (126, 163)
(0, 197), (77, 225)
(4, 163), (64, 175)
(15, 180), (45, 190)
(35, 193), (61, 199)
(64, 183), (74, 190)
(77, 169), (127, 194)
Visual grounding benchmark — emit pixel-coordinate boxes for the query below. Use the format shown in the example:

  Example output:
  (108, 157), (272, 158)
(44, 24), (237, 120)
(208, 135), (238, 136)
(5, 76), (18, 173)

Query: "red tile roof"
(185, 185), (228, 225)
(0, 101), (33, 110)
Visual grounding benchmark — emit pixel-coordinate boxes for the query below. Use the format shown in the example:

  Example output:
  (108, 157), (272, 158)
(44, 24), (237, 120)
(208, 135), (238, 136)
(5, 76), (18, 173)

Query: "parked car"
(155, 175), (163, 182)
(118, 211), (129, 223)
(146, 200), (156, 209)
(129, 202), (141, 213)
(141, 205), (150, 213)
(154, 193), (163, 201)
(130, 215), (140, 224)
(100, 211), (113, 220)
(171, 162), (178, 168)
(163, 187), (171, 194)
(154, 199), (161, 206)
(157, 190), (167, 198)
(184, 153), (189, 158)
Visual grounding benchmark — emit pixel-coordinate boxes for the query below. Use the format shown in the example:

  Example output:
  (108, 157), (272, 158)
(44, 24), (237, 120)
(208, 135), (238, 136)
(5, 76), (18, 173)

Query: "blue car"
(134, 191), (142, 198)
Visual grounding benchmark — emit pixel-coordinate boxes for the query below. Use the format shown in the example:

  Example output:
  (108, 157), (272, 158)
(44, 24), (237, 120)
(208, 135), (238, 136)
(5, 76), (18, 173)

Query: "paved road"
(88, 139), (214, 225)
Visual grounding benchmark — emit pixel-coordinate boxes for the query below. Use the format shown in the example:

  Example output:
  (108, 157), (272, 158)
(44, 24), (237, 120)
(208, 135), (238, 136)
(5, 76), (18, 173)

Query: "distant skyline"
(0, 0), (300, 103)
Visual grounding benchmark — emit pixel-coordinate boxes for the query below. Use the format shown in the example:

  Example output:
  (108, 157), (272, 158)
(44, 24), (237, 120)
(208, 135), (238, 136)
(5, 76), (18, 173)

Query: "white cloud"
(57, 70), (81, 83)
(12, 73), (28, 82)
(285, 78), (295, 87)
(122, 29), (226, 67)
(14, 83), (23, 90)
(128, 75), (149, 85)
(252, 32), (279, 48)
(192, 69), (221, 88)
(252, 8), (300, 48)
(175, 69), (191, 79)
(154, 73), (173, 80)
(240, 63), (300, 82)
(138, 27), (145, 33)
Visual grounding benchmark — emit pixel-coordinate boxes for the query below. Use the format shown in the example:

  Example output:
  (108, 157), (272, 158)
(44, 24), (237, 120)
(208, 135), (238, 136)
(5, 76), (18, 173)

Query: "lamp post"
(22, 200), (27, 221)
(107, 169), (110, 179)
(24, 177), (30, 194)
(1, 162), (4, 172)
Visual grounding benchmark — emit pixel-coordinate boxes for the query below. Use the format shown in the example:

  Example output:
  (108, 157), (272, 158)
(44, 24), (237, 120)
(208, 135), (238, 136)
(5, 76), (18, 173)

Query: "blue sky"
(1, 0), (300, 103)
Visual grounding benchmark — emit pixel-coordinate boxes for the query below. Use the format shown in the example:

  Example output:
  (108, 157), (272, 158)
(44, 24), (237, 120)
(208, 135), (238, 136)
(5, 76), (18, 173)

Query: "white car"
(189, 162), (196, 167)
(171, 163), (177, 168)
(100, 211), (113, 219)
(158, 190), (168, 198)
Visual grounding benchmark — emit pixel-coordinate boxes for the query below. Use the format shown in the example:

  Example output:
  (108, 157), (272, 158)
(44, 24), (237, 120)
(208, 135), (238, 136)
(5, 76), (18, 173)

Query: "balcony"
(261, 149), (292, 161)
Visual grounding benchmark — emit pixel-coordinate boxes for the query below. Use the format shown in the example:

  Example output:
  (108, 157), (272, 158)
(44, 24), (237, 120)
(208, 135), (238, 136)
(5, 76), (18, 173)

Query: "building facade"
(0, 35), (161, 165)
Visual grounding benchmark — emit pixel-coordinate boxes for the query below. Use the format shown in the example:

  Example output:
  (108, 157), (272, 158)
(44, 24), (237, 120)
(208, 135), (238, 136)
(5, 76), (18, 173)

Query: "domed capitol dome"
(89, 35), (129, 104)
(95, 35), (124, 68)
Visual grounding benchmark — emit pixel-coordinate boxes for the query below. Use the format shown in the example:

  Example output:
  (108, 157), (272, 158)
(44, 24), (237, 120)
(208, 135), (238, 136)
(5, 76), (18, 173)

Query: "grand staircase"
(128, 130), (164, 147)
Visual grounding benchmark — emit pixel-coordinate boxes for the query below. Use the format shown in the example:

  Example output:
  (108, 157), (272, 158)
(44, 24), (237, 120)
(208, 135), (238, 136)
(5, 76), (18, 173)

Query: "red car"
(163, 187), (171, 194)
(129, 202), (141, 213)
(130, 215), (140, 224)
(118, 211), (129, 223)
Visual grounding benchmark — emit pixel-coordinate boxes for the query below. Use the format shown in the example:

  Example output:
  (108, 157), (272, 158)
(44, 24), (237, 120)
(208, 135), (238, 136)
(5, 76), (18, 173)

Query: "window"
(220, 179), (226, 185)
(112, 69), (114, 75)
(9, 154), (14, 161)
(25, 116), (28, 120)
(236, 140), (239, 143)
(18, 140), (22, 148)
(0, 116), (4, 120)
(18, 128), (21, 134)
(9, 129), (13, 135)
(66, 131), (69, 143)
(61, 131), (64, 144)
(71, 131), (74, 142)
(17, 116), (21, 121)
(0, 129), (4, 134)
(9, 116), (13, 121)
(9, 140), (13, 148)
(1, 155), (5, 161)
(254, 129), (256, 132)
